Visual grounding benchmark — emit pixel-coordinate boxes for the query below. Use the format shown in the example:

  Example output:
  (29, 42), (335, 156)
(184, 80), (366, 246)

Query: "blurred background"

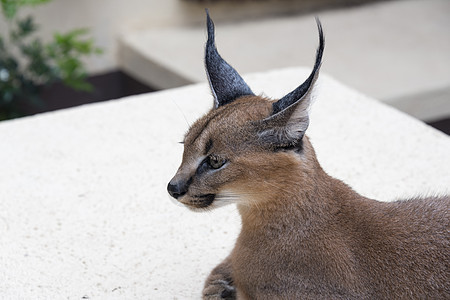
(0, 0), (449, 133)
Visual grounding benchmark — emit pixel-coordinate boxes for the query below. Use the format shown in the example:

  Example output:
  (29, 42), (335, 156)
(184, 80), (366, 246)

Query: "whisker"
(263, 180), (299, 198)
(170, 98), (191, 127)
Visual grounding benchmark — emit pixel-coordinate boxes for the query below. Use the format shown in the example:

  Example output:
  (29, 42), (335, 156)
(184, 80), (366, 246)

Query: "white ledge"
(0, 68), (449, 298)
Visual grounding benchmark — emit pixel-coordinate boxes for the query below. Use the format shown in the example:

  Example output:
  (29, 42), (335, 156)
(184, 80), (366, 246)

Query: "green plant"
(0, 0), (102, 120)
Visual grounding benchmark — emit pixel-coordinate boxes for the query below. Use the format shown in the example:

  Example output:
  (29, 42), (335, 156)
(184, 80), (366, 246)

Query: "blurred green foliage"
(0, 0), (102, 120)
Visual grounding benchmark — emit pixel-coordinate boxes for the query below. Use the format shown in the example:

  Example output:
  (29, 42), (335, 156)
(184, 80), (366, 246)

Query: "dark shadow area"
(18, 70), (156, 117)
(428, 118), (450, 136)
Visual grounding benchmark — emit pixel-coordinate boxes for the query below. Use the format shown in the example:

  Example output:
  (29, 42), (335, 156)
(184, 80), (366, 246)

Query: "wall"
(0, 0), (378, 75)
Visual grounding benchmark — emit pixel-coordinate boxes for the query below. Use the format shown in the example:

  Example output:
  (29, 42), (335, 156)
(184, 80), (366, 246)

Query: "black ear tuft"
(257, 18), (324, 148)
(272, 18), (324, 115)
(205, 10), (254, 108)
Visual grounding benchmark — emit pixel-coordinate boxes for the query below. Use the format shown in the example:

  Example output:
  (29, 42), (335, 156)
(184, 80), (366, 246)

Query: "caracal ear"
(257, 18), (324, 148)
(204, 10), (254, 109)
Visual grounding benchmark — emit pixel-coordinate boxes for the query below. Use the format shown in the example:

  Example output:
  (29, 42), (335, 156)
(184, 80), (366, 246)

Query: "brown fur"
(169, 95), (449, 299)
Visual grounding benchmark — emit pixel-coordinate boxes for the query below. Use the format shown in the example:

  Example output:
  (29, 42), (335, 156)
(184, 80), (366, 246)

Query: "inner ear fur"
(256, 76), (317, 148)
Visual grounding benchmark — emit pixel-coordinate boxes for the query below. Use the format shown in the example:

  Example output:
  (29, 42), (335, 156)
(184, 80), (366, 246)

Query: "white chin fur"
(212, 190), (242, 209)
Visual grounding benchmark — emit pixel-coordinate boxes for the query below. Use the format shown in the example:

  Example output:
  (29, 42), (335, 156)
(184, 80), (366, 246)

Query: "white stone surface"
(0, 68), (449, 299)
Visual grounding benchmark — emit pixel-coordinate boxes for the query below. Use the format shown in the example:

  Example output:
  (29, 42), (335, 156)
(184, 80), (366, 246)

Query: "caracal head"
(167, 12), (324, 211)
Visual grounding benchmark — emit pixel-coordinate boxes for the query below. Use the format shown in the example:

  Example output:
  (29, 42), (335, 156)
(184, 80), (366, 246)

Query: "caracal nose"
(167, 177), (191, 199)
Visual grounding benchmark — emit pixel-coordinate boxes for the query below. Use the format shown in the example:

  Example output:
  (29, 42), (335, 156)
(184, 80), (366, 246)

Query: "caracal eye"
(208, 155), (227, 169)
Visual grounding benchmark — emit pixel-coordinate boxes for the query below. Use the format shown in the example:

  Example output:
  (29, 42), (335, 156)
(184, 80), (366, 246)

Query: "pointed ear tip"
(205, 10), (215, 34)
(314, 16), (321, 24)
(314, 16), (323, 29)
(315, 18), (324, 44)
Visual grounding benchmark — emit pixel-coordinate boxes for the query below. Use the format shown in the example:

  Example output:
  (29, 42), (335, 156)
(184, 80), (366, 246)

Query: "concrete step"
(118, 0), (450, 122)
